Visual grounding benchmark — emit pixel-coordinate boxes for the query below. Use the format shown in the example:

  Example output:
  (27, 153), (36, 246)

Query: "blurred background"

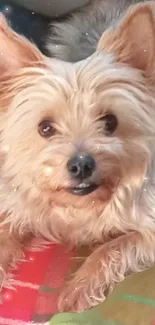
(0, 0), (89, 53)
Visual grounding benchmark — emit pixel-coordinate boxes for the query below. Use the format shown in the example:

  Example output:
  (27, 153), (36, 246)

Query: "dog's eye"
(38, 120), (55, 138)
(101, 114), (118, 134)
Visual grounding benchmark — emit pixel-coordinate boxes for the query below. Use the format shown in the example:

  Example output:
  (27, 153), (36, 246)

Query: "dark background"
(0, 1), (50, 52)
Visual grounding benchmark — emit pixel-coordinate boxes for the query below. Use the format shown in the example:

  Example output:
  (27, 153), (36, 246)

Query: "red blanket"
(0, 240), (73, 324)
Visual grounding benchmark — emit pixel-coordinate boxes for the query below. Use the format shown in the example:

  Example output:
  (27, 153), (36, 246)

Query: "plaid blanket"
(0, 239), (155, 325)
(0, 241), (74, 325)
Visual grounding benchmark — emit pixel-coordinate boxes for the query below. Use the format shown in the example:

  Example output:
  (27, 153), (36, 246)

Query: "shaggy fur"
(46, 0), (154, 62)
(0, 2), (155, 313)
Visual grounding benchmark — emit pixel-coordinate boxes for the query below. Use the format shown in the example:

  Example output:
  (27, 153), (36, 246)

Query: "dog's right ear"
(98, 2), (155, 73)
(0, 14), (44, 74)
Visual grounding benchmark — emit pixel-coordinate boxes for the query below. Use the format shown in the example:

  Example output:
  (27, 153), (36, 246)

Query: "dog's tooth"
(77, 183), (90, 189)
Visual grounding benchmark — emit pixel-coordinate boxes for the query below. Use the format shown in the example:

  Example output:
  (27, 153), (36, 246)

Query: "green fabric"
(50, 266), (155, 325)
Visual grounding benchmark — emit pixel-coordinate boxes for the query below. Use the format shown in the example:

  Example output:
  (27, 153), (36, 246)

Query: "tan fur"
(0, 3), (155, 312)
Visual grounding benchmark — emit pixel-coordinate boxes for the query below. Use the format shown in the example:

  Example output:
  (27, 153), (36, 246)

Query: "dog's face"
(0, 3), (155, 243)
(1, 58), (151, 209)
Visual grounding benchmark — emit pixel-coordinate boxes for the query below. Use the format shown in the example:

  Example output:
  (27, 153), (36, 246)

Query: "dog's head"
(0, 4), (155, 244)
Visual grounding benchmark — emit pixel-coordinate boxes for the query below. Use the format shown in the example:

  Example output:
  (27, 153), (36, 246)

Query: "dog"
(0, 1), (155, 313)
(46, 0), (153, 62)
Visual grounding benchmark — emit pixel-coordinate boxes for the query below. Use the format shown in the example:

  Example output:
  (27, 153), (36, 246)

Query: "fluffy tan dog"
(0, 2), (155, 313)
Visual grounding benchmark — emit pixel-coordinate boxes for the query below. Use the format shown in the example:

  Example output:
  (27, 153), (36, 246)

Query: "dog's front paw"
(58, 280), (90, 312)
(58, 272), (106, 312)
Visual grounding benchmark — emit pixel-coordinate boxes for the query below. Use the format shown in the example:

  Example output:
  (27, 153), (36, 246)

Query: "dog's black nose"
(67, 154), (96, 179)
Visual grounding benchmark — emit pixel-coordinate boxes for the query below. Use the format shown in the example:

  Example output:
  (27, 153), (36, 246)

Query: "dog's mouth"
(67, 183), (98, 196)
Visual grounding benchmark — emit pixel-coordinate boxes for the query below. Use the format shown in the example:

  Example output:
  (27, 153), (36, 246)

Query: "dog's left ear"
(98, 2), (155, 73)
(0, 14), (44, 74)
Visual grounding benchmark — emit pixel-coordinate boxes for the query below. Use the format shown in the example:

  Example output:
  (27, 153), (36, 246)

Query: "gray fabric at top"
(10, 0), (89, 17)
